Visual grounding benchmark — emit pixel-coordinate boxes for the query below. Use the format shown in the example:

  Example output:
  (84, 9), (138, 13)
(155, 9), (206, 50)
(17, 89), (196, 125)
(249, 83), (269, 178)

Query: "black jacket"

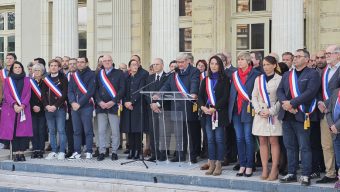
(42, 72), (68, 109)
(30, 79), (45, 116)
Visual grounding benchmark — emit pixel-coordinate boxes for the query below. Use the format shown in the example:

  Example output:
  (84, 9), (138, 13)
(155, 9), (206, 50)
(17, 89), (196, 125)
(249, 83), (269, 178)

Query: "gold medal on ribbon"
(304, 114), (310, 130)
(193, 103), (198, 112)
(252, 109), (255, 117)
(118, 105), (122, 117)
(247, 103), (251, 113)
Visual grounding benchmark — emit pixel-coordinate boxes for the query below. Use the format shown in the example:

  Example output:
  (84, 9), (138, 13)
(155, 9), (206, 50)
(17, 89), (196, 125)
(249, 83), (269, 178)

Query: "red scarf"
(237, 66), (252, 114)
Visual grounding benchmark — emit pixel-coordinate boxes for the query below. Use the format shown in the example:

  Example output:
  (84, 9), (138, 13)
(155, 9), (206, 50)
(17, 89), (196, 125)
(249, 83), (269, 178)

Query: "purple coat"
(0, 77), (32, 140)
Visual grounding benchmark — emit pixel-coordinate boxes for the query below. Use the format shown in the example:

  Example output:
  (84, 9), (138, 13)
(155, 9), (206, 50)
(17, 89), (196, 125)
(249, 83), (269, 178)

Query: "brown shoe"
(213, 160), (222, 176)
(143, 149), (151, 157)
(205, 160), (216, 175)
(200, 160), (210, 170)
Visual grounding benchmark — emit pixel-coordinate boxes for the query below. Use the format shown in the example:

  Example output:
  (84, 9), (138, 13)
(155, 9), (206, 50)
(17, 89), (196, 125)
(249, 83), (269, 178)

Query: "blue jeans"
(71, 106), (94, 154)
(233, 114), (254, 168)
(205, 116), (225, 161)
(282, 120), (312, 176)
(45, 109), (66, 153)
(333, 134), (340, 174)
(31, 113), (46, 151)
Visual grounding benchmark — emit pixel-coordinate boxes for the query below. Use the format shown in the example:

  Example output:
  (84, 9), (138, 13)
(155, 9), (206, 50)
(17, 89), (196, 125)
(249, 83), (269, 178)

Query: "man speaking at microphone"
(156, 53), (200, 163)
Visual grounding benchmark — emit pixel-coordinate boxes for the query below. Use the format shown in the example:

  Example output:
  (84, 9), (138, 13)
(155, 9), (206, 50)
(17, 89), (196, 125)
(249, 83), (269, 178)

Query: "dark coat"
(42, 72), (68, 109)
(228, 69), (261, 123)
(95, 68), (125, 114)
(277, 67), (321, 122)
(68, 67), (96, 109)
(198, 76), (230, 127)
(225, 65), (237, 79)
(30, 79), (45, 116)
(160, 64), (200, 121)
(121, 68), (148, 133)
(326, 88), (340, 140)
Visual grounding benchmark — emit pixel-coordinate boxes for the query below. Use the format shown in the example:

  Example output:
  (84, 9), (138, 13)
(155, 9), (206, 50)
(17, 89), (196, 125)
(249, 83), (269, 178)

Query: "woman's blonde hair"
(237, 51), (252, 65)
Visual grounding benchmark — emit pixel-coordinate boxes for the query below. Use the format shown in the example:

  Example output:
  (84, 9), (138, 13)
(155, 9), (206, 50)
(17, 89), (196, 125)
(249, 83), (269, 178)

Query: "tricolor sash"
(289, 69), (317, 129)
(99, 69), (117, 99)
(7, 77), (26, 122)
(200, 72), (206, 81)
(322, 67), (330, 101)
(43, 76), (62, 98)
(30, 78), (42, 100)
(258, 75), (273, 124)
(73, 71), (96, 116)
(232, 71), (252, 114)
(0, 69), (7, 80)
(174, 73), (189, 97)
(206, 77), (218, 129)
(66, 72), (72, 82)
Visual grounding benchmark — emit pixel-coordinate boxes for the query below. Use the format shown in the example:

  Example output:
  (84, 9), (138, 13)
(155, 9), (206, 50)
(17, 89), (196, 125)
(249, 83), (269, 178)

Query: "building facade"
(0, 0), (339, 70)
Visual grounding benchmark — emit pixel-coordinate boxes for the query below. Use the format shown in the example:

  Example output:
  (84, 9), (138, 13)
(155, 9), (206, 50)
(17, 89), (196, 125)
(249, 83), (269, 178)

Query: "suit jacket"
(228, 68), (261, 123)
(326, 88), (340, 140)
(277, 67), (321, 122)
(198, 75), (230, 127)
(160, 64), (200, 121)
(145, 72), (170, 108)
(225, 65), (237, 79)
(318, 65), (340, 110)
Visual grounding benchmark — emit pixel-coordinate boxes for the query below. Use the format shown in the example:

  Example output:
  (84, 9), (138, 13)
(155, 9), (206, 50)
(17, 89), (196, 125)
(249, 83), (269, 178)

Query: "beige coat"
(252, 73), (282, 136)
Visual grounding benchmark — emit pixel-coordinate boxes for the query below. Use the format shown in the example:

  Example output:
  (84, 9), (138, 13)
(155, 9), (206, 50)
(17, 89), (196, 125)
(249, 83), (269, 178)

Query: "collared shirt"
(155, 71), (164, 81)
(105, 67), (113, 75)
(181, 65), (189, 74)
(225, 64), (232, 69)
(328, 62), (340, 82)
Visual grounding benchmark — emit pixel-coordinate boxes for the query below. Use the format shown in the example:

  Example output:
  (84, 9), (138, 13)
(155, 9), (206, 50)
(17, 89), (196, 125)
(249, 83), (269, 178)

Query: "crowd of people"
(0, 44), (339, 188)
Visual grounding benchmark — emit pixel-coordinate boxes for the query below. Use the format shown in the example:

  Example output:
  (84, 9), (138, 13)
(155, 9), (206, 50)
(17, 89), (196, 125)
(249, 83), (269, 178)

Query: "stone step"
(0, 170), (247, 192)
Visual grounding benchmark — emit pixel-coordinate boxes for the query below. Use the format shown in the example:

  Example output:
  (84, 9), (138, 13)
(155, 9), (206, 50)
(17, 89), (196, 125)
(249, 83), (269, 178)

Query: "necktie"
(156, 75), (160, 82)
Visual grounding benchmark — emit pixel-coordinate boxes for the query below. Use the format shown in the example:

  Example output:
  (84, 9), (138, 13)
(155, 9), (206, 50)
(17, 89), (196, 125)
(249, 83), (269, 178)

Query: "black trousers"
(310, 121), (325, 173)
(225, 122), (238, 161)
(12, 114), (29, 152)
(65, 111), (74, 153)
(128, 132), (142, 151)
(175, 120), (201, 158)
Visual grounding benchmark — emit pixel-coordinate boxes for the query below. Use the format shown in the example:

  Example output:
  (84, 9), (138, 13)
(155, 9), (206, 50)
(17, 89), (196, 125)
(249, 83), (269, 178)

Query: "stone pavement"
(0, 150), (337, 192)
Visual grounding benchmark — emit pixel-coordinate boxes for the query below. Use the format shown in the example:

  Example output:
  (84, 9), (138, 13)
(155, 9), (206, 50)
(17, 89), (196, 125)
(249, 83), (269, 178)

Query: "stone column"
(112, 0), (131, 64)
(306, 0), (320, 53)
(151, 0), (179, 69)
(271, 0), (304, 56)
(52, 0), (78, 58)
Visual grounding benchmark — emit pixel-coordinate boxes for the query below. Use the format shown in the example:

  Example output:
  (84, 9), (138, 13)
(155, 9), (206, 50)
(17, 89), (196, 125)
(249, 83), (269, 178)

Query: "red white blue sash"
(43, 76), (62, 98)
(7, 77), (26, 121)
(0, 69), (7, 80)
(174, 73), (189, 96)
(66, 72), (72, 82)
(322, 67), (330, 101)
(99, 69), (117, 99)
(232, 71), (250, 102)
(30, 78), (42, 100)
(289, 69), (317, 114)
(73, 71), (88, 94)
(205, 77), (216, 106)
(200, 72), (206, 81)
(258, 75), (273, 124)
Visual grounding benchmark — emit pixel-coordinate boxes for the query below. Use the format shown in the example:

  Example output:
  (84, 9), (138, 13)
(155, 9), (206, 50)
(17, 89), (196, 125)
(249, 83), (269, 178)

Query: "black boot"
(13, 154), (20, 162)
(134, 150), (140, 160)
(105, 148), (110, 157)
(31, 151), (38, 159)
(38, 151), (44, 159)
(127, 150), (133, 159)
(93, 148), (99, 157)
(19, 154), (26, 162)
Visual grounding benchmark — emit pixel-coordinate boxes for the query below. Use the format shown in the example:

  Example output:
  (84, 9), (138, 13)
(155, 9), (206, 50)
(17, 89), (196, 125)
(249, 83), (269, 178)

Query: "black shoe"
(300, 176), (311, 186)
(127, 150), (133, 159)
(97, 153), (105, 161)
(310, 172), (320, 179)
(221, 157), (229, 166)
(124, 149), (130, 154)
(170, 156), (186, 162)
(158, 151), (166, 161)
(38, 151), (44, 159)
(233, 163), (240, 171)
(279, 174), (297, 183)
(31, 151), (38, 159)
(93, 148), (99, 158)
(279, 168), (288, 176)
(105, 148), (110, 157)
(190, 157), (198, 164)
(19, 154), (26, 162)
(118, 145), (122, 150)
(13, 154), (20, 162)
(133, 150), (140, 160)
(65, 151), (73, 158)
(316, 176), (338, 184)
(45, 144), (52, 151)
(147, 156), (156, 161)
(111, 153), (118, 161)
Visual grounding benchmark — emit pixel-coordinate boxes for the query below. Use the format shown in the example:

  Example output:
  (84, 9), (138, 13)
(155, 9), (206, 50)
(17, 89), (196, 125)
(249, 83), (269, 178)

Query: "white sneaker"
(68, 152), (81, 160)
(45, 152), (57, 160)
(57, 152), (65, 160)
(85, 152), (92, 159)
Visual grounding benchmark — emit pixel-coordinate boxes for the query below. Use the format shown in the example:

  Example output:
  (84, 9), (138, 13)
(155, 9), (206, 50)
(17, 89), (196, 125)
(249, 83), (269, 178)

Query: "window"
(179, 0), (192, 16)
(0, 11), (15, 64)
(79, 32), (86, 57)
(236, 23), (265, 59)
(237, 0), (266, 12)
(179, 28), (192, 52)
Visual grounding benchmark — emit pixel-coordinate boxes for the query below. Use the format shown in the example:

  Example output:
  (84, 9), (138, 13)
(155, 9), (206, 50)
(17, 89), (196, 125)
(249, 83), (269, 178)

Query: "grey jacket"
(326, 88), (340, 140)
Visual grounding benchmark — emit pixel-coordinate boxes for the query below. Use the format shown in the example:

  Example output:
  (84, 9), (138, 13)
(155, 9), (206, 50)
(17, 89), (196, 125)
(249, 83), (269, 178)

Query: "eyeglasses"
(325, 52), (338, 56)
(293, 55), (305, 59)
(316, 56), (325, 59)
